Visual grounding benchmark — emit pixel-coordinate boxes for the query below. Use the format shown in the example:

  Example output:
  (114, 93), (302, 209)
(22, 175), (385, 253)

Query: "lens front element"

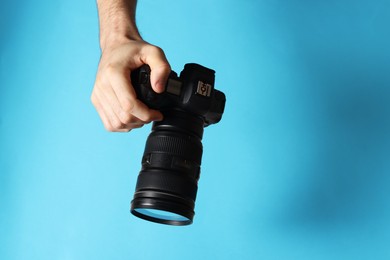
(133, 209), (190, 222)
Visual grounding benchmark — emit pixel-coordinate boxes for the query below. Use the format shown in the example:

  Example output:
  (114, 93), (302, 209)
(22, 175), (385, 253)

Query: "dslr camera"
(130, 63), (226, 226)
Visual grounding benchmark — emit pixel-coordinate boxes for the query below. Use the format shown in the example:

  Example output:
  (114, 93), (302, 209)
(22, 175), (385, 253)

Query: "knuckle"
(122, 100), (135, 114)
(111, 119), (124, 130)
(146, 45), (167, 59)
(105, 124), (115, 132)
(149, 45), (164, 54)
(91, 91), (100, 104)
(105, 63), (116, 74)
(104, 64), (122, 79)
(90, 94), (96, 105)
(119, 112), (133, 124)
(140, 113), (153, 122)
(161, 64), (171, 75)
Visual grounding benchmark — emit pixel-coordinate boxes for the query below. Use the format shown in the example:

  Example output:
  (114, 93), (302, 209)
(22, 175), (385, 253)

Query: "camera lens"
(133, 209), (190, 222)
(131, 110), (204, 226)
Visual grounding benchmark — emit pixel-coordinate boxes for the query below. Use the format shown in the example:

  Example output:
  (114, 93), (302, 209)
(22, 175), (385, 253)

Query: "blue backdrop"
(1, 0), (390, 259)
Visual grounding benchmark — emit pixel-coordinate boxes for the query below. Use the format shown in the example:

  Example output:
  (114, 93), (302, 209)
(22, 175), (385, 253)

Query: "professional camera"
(130, 63), (226, 226)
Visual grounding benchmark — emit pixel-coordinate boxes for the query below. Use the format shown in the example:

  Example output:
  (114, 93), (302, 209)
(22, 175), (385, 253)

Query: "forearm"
(96, 0), (142, 51)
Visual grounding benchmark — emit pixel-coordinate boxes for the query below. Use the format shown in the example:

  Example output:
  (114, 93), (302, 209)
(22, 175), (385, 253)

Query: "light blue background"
(1, 0), (390, 259)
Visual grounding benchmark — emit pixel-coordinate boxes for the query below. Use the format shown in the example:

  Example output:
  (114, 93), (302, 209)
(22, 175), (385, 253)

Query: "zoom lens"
(130, 110), (204, 225)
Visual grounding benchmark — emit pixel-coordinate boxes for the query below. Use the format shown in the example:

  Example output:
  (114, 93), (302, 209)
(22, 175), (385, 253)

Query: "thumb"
(150, 64), (171, 93)
(142, 45), (171, 93)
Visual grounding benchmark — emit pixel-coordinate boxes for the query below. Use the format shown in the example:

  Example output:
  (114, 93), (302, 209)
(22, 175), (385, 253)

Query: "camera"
(130, 63), (226, 226)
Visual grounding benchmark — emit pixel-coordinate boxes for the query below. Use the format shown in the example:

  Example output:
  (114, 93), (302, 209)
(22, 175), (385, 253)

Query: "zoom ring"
(144, 133), (203, 165)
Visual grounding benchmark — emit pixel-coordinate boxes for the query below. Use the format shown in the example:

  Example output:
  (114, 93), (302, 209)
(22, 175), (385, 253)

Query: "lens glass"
(133, 208), (190, 222)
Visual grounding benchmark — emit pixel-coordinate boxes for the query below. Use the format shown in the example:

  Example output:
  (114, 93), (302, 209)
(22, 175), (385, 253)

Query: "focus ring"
(136, 169), (198, 200)
(144, 132), (203, 165)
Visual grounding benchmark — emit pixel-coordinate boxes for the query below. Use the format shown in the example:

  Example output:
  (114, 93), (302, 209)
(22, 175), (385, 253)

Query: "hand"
(91, 39), (171, 132)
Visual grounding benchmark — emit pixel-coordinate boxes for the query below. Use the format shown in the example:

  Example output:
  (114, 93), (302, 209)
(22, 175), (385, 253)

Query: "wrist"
(100, 33), (141, 52)
(97, 0), (142, 51)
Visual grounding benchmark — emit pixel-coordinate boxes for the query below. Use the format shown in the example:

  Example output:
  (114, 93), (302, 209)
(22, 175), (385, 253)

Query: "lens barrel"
(131, 110), (204, 225)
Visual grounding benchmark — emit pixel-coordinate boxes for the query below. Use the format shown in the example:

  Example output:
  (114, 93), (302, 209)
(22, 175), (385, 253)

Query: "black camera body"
(130, 63), (226, 226)
(131, 63), (225, 126)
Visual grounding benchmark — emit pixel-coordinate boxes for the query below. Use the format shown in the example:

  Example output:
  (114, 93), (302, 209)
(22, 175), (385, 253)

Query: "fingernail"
(153, 113), (163, 121)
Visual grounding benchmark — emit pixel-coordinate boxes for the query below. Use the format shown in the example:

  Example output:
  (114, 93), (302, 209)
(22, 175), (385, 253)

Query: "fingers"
(140, 45), (171, 93)
(91, 83), (145, 132)
(107, 66), (163, 122)
(91, 92), (115, 131)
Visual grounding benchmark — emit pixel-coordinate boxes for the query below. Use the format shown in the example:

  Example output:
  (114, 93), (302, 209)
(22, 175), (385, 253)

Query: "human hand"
(91, 39), (171, 132)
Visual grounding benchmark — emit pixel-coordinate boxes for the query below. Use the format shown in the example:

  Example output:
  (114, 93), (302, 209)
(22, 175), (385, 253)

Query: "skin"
(92, 0), (171, 132)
